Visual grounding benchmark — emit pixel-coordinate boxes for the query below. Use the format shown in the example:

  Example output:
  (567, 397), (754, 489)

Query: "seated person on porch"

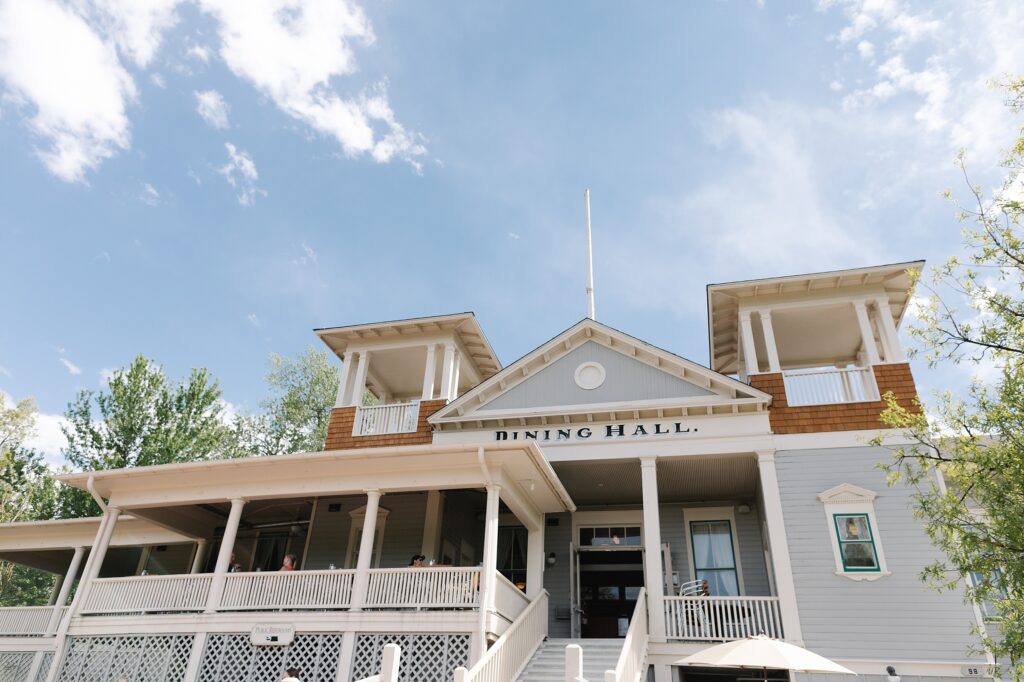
(409, 554), (426, 567)
(280, 554), (297, 571)
(229, 552), (242, 573)
(281, 668), (301, 682)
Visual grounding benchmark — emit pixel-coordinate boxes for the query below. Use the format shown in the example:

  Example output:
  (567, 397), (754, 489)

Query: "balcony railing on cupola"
(780, 366), (879, 406)
(352, 402), (420, 436)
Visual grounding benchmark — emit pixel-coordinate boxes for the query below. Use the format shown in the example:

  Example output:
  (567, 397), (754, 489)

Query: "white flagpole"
(584, 189), (595, 320)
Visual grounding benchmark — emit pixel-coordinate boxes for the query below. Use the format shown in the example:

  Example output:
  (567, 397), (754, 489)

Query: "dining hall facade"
(0, 261), (998, 682)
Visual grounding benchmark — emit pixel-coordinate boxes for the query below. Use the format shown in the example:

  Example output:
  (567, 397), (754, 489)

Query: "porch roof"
(57, 441), (576, 520)
(0, 516), (194, 573)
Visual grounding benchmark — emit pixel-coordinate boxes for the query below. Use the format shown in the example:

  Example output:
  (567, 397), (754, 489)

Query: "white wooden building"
(0, 261), (998, 682)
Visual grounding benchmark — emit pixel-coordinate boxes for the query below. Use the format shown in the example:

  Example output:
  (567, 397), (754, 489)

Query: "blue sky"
(1, 0), (1022, 460)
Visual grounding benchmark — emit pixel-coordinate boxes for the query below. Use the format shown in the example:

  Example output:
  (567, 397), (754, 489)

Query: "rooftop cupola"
(707, 261), (923, 430)
(315, 313), (501, 447)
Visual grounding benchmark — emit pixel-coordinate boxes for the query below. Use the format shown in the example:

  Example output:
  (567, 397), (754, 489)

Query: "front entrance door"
(578, 549), (644, 638)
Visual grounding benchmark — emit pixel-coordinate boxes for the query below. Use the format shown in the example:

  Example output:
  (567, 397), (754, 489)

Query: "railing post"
(566, 643), (583, 682)
(380, 643), (400, 682)
(205, 498), (245, 613)
(453, 667), (468, 682)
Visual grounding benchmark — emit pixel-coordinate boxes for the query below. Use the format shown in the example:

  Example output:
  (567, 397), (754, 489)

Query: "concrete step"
(518, 639), (625, 682)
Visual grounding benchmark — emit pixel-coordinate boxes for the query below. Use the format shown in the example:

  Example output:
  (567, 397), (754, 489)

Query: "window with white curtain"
(689, 520), (740, 596)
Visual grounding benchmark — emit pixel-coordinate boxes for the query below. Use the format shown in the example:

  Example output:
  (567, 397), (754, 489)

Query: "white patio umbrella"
(675, 635), (856, 682)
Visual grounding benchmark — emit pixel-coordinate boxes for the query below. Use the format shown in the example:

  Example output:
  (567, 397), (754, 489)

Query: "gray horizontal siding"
(481, 341), (712, 411)
(544, 512), (572, 638)
(776, 446), (985, 661)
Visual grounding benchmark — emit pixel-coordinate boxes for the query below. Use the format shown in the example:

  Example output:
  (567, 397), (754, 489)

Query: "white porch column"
(758, 310), (782, 373)
(350, 489), (383, 611)
(205, 498), (245, 613)
(756, 450), (804, 644)
(738, 311), (760, 375)
(77, 506), (120, 600)
(351, 351), (371, 407)
(422, 344), (438, 400)
(335, 352), (353, 407)
(639, 457), (666, 641)
(874, 296), (906, 362)
(420, 490), (443, 561)
(852, 300), (882, 365)
(480, 485), (501, 613)
(183, 631), (208, 681)
(45, 546), (85, 632)
(450, 350), (462, 400)
(526, 524), (545, 599)
(439, 343), (456, 402)
(191, 539), (208, 574)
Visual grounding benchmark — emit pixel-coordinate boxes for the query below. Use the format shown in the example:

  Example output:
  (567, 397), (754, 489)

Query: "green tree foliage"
(60, 355), (238, 516)
(234, 347), (339, 456)
(0, 394), (60, 606)
(877, 78), (1024, 679)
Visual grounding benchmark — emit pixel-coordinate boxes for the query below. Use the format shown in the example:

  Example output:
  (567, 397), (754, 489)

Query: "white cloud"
(98, 367), (115, 386)
(843, 55), (951, 131)
(856, 39), (874, 61)
(88, 0), (180, 68)
(25, 411), (69, 467)
(139, 181), (161, 205)
(150, 72), (166, 88)
(187, 43), (211, 63)
(218, 142), (264, 206)
(59, 357), (82, 375)
(293, 241), (318, 267)
(0, 0), (135, 182)
(508, 232), (520, 240)
(194, 89), (230, 129)
(198, 0), (426, 169)
(246, 312), (260, 326)
(0, 366), (10, 377)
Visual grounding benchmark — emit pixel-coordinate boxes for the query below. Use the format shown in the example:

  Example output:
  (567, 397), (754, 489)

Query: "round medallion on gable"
(573, 361), (606, 390)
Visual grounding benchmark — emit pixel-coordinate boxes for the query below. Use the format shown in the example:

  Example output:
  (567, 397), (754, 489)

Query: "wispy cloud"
(139, 182), (161, 206)
(218, 142), (264, 206)
(187, 43), (211, 63)
(59, 357), (82, 375)
(194, 88), (229, 129)
(246, 312), (260, 326)
(150, 72), (166, 88)
(293, 241), (318, 267)
(98, 367), (115, 386)
(0, 366), (10, 378)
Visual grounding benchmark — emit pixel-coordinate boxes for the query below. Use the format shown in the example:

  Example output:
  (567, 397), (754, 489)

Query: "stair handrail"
(453, 590), (549, 682)
(354, 642), (401, 682)
(604, 587), (649, 682)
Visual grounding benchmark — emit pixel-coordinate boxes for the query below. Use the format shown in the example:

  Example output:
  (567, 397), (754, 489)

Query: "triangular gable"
(430, 318), (770, 426)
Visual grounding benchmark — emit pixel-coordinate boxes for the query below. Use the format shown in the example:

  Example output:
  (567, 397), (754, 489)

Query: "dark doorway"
(579, 549), (644, 638)
(677, 666), (790, 682)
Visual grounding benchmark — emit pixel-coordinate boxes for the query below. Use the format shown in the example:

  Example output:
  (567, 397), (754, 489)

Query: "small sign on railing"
(251, 624), (295, 646)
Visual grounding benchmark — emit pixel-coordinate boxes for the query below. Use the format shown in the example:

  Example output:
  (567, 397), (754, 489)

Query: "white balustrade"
(782, 366), (879, 406)
(664, 596), (783, 641)
(0, 606), (67, 635)
(220, 570), (355, 610)
(454, 591), (549, 682)
(353, 402), (420, 436)
(605, 588), (648, 682)
(493, 573), (530, 623)
(81, 574), (212, 615)
(364, 567), (480, 609)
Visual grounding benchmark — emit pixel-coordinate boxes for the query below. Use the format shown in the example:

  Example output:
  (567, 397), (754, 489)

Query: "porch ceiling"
(551, 454), (759, 507)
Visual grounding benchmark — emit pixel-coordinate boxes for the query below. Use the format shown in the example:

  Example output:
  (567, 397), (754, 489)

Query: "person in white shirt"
(281, 668), (301, 682)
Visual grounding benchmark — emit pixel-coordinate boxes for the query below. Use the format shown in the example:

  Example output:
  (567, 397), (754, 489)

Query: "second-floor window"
(833, 513), (879, 571)
(690, 520), (740, 596)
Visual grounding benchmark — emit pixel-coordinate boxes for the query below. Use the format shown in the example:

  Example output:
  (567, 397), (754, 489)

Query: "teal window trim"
(832, 513), (880, 572)
(689, 519), (740, 595)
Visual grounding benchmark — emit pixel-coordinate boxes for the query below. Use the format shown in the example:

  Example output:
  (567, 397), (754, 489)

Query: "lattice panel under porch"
(32, 653), (54, 682)
(56, 634), (193, 682)
(198, 633), (342, 682)
(351, 633), (470, 682)
(0, 653), (33, 682)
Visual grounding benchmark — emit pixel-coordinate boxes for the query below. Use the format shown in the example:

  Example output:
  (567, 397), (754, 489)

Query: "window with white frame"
(817, 484), (890, 580)
(969, 570), (1008, 621)
(683, 507), (746, 596)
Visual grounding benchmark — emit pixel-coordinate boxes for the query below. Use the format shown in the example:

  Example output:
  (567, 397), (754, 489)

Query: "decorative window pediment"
(817, 483), (877, 504)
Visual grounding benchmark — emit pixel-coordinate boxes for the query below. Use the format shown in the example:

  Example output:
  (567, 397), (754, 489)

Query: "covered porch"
(53, 443), (574, 647)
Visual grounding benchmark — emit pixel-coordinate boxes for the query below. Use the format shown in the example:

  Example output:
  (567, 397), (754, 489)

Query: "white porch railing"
(782, 366), (879, 406)
(605, 588), (648, 682)
(664, 596), (783, 641)
(454, 591), (549, 682)
(493, 573), (530, 622)
(353, 402), (420, 436)
(0, 606), (67, 635)
(364, 567), (480, 609)
(220, 569), (355, 610)
(80, 574), (212, 614)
